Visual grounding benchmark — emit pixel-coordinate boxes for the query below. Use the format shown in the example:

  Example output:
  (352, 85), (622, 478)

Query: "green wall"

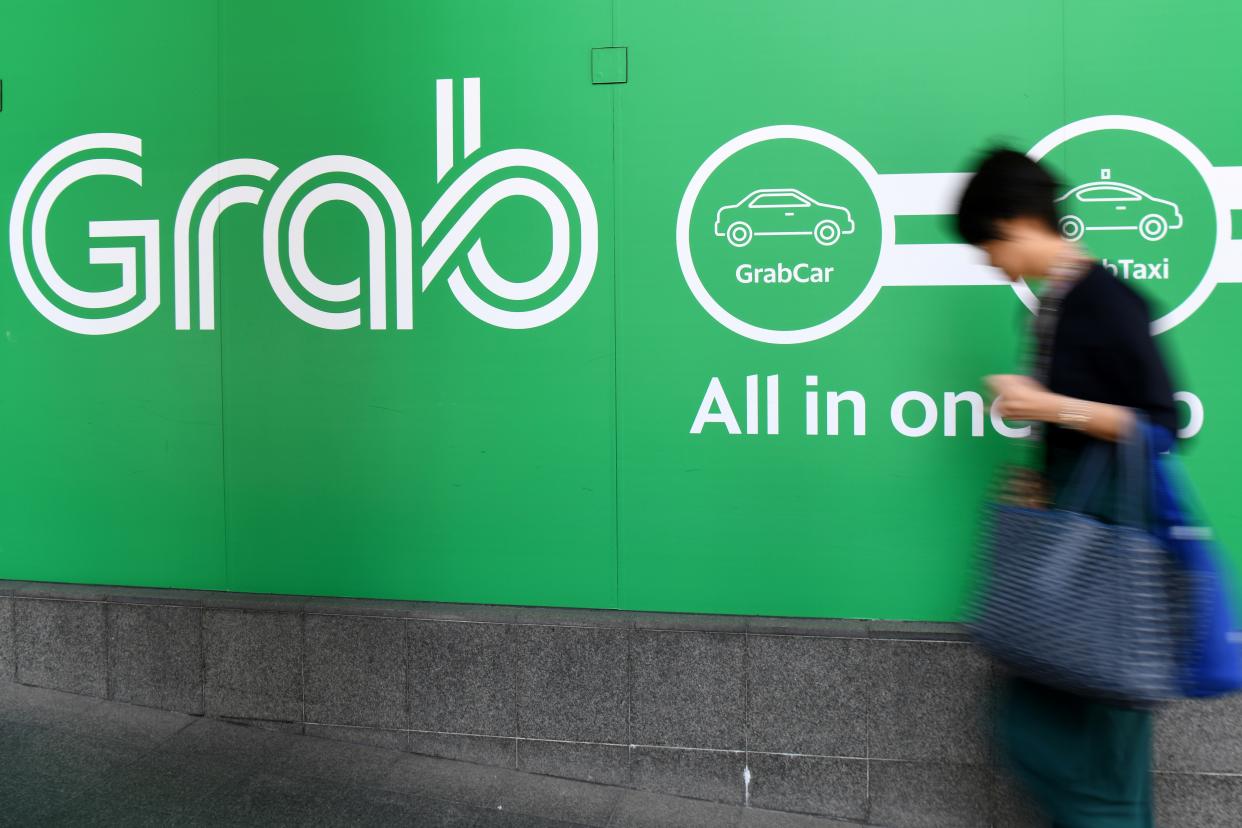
(3, 0), (1240, 620)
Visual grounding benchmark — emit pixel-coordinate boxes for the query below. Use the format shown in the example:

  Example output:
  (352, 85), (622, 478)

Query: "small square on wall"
(591, 47), (627, 85)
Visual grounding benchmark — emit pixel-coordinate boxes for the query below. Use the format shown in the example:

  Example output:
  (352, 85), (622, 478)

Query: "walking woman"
(955, 149), (1180, 827)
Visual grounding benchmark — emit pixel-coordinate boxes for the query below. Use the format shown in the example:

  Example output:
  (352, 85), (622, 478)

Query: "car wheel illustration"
(813, 219), (841, 246)
(1059, 215), (1085, 242)
(1139, 213), (1168, 242)
(727, 221), (753, 248)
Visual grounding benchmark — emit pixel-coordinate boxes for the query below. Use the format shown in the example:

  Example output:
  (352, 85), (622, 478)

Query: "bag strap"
(1118, 411), (1151, 529)
(1157, 444), (1214, 537)
(1056, 410), (1151, 529)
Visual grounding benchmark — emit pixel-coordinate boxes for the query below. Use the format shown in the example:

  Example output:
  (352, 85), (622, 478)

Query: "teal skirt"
(998, 677), (1154, 828)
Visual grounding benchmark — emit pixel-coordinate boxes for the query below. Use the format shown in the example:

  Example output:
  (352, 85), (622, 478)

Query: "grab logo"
(7, 78), (598, 335)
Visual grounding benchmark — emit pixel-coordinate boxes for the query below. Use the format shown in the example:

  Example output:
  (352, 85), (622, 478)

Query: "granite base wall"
(1, 580), (1239, 827)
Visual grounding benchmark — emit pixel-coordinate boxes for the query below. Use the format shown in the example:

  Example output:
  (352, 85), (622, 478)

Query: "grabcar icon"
(714, 188), (856, 248)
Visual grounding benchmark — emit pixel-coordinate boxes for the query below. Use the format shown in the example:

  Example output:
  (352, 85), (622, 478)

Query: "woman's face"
(979, 217), (1060, 282)
(980, 237), (1025, 282)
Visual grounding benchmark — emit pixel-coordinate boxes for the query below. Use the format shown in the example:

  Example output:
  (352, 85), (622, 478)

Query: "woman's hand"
(985, 374), (1059, 422)
(984, 374), (1136, 441)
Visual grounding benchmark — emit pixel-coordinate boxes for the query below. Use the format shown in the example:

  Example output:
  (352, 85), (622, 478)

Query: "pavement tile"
(378, 751), (517, 808)
(268, 729), (404, 785)
(498, 771), (624, 826)
(607, 789), (743, 828)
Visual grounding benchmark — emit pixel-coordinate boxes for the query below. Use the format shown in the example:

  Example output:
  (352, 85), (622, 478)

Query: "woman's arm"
(985, 374), (1135, 442)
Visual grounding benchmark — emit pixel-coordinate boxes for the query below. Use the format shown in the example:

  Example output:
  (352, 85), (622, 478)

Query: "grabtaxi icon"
(1056, 169), (1184, 243)
(679, 116), (1242, 343)
(8, 78), (598, 335)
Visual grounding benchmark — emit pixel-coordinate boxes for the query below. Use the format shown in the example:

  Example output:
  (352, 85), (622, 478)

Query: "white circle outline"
(1020, 115), (1227, 334)
(676, 125), (893, 344)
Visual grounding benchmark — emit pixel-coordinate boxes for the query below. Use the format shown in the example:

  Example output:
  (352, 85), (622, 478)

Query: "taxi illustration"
(1055, 170), (1183, 242)
(714, 188), (856, 248)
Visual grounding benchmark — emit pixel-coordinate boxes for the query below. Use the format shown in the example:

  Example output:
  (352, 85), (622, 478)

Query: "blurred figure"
(956, 149), (1179, 828)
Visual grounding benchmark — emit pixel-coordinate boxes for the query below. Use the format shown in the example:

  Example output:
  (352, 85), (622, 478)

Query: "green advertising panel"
(2, 1), (1240, 620)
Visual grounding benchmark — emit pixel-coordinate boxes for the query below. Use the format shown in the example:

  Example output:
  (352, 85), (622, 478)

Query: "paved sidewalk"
(0, 681), (866, 827)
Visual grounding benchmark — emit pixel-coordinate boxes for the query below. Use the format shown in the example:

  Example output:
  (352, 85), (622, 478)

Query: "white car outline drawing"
(1055, 174), (1184, 242)
(713, 188), (856, 248)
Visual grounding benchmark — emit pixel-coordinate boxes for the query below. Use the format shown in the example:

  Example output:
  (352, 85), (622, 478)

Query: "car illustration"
(1055, 173), (1183, 242)
(714, 188), (855, 248)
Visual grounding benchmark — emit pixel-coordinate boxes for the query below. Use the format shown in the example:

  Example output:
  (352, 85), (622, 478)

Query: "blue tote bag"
(1144, 422), (1242, 698)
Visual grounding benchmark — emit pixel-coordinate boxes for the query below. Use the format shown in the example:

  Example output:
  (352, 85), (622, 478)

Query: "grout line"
(197, 606), (207, 714)
(864, 636), (872, 821)
(742, 632), (751, 807)
(9, 596), (18, 682)
(300, 610), (307, 729)
(403, 619), (412, 736)
(102, 602), (113, 701)
(510, 624), (520, 769)
(625, 626), (633, 752)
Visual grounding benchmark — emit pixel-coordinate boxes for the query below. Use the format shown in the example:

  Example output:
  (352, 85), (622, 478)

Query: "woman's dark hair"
(954, 148), (1062, 245)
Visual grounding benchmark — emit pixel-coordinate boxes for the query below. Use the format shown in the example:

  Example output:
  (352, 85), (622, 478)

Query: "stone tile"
(155, 715), (298, 761)
(867, 640), (991, 763)
(608, 789), (743, 828)
(218, 716), (304, 735)
(200, 591), (308, 613)
(204, 609), (303, 722)
(511, 606), (634, 628)
(409, 730), (517, 768)
(992, 768), (1051, 828)
(42, 796), (225, 827)
(14, 598), (107, 697)
(498, 772), (623, 827)
(73, 751), (248, 814)
(868, 760), (991, 828)
(409, 620), (515, 736)
(304, 613), (407, 729)
(407, 602), (518, 624)
(630, 746), (745, 804)
(330, 786), (485, 828)
(0, 769), (82, 826)
(747, 634), (868, 756)
(741, 807), (865, 828)
(302, 596), (425, 618)
(0, 679), (103, 730)
(474, 810), (590, 828)
(743, 617), (870, 638)
(630, 630), (744, 749)
(0, 596), (13, 681)
(379, 752), (516, 808)
(306, 723), (408, 751)
(1156, 695), (1242, 773)
(68, 697), (194, 749)
(269, 729), (404, 785)
(104, 587), (207, 607)
(107, 603), (204, 713)
(744, 753), (867, 821)
(208, 770), (351, 826)
(867, 620), (971, 641)
(515, 624), (628, 743)
(1154, 771), (1242, 828)
(9, 726), (137, 788)
(517, 738), (630, 786)
(14, 583), (110, 601)
(630, 612), (749, 633)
